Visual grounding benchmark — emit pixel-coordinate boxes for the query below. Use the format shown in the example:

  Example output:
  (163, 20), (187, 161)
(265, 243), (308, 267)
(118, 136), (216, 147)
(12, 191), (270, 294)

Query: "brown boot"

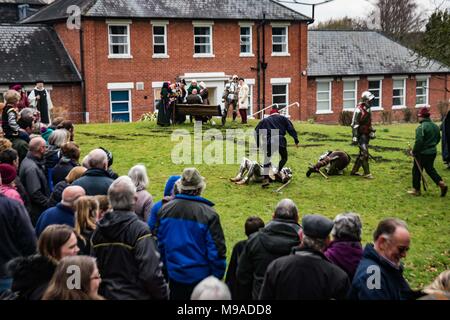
(407, 189), (421, 196)
(230, 176), (242, 182)
(261, 178), (270, 188)
(438, 181), (448, 197)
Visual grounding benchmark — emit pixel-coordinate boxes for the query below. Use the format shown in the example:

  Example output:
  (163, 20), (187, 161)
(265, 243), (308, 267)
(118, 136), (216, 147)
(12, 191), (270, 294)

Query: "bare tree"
(312, 16), (369, 30)
(370, 0), (425, 42)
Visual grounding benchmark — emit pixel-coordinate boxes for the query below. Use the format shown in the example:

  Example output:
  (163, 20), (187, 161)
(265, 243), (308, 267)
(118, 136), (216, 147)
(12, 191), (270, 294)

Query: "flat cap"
(302, 214), (334, 239)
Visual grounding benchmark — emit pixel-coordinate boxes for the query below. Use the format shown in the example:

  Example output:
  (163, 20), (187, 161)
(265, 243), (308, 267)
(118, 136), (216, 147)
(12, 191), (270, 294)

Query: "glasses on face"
(397, 246), (409, 254)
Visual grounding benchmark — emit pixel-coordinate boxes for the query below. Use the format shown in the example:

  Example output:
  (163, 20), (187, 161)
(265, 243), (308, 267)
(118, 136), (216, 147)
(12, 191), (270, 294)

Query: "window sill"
(316, 111), (333, 115)
(152, 54), (170, 59)
(271, 52), (290, 57)
(415, 104), (429, 108)
(193, 54), (215, 58)
(240, 53), (255, 58)
(392, 106), (407, 110)
(108, 54), (133, 59)
(371, 107), (384, 112)
(342, 108), (355, 112)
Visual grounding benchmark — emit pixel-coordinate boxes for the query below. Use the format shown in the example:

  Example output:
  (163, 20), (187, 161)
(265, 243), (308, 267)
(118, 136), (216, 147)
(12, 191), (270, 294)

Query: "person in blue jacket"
(155, 168), (226, 300)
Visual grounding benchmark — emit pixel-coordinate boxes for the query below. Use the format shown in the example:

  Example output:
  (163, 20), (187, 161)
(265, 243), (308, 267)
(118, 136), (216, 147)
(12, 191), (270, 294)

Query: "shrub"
(339, 111), (353, 126)
(402, 108), (413, 123)
(139, 112), (157, 122)
(381, 110), (392, 125)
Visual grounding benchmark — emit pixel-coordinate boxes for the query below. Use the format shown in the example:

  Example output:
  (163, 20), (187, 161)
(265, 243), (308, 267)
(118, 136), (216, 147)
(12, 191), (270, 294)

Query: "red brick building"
(307, 31), (450, 123)
(20, 1), (450, 124)
(23, 0), (311, 123)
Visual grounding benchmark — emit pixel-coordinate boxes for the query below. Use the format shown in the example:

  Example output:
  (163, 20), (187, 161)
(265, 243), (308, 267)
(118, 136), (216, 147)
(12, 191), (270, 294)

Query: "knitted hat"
(0, 163), (17, 185)
(418, 107), (430, 118)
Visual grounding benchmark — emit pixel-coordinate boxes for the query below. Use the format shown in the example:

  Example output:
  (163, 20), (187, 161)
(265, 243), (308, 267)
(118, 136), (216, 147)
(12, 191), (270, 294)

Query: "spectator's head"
(61, 142), (80, 162)
(88, 149), (108, 170)
(191, 276), (231, 300)
(29, 137), (47, 158)
(331, 212), (362, 242)
(94, 195), (111, 220)
(48, 129), (70, 148)
(82, 155), (90, 168)
(199, 82), (206, 89)
(423, 270), (450, 297)
(301, 214), (334, 252)
(20, 108), (37, 123)
(128, 164), (149, 191)
(65, 166), (87, 184)
(99, 147), (113, 167)
(51, 117), (64, 128)
(239, 77), (245, 85)
(42, 256), (103, 300)
(245, 216), (265, 237)
(373, 218), (410, 266)
(273, 199), (299, 222)
(10, 84), (22, 92)
(176, 168), (205, 196)
(232, 75), (238, 81)
(0, 148), (19, 169)
(191, 79), (197, 86)
(0, 163), (17, 186)
(192, 89), (198, 95)
(4, 90), (20, 105)
(74, 196), (99, 241)
(57, 121), (75, 141)
(61, 185), (86, 208)
(108, 176), (137, 211)
(38, 225), (80, 262)
(0, 138), (13, 153)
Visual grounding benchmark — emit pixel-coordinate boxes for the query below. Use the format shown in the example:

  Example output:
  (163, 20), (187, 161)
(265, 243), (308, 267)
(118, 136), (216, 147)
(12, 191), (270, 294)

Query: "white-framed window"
(239, 23), (253, 56)
(110, 90), (132, 122)
(272, 82), (289, 117)
(343, 80), (358, 110)
(368, 79), (383, 109)
(416, 77), (429, 106)
(316, 79), (332, 114)
(392, 78), (406, 108)
(193, 22), (214, 57)
(271, 24), (289, 56)
(152, 21), (168, 58)
(108, 22), (131, 58)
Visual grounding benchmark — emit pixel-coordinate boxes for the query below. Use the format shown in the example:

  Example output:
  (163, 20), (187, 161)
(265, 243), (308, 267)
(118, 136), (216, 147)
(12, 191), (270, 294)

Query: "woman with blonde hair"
(128, 164), (153, 222)
(74, 196), (99, 255)
(48, 166), (87, 207)
(42, 256), (104, 300)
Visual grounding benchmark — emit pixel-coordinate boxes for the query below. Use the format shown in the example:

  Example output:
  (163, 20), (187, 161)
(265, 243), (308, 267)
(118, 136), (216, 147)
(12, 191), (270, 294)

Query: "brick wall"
(54, 23), (81, 71)
(307, 74), (450, 123)
(51, 84), (83, 123)
(55, 19), (308, 123)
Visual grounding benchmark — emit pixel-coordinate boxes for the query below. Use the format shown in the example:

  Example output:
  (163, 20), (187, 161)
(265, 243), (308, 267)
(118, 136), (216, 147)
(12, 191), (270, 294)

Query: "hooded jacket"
(155, 194), (227, 285)
(148, 175), (180, 232)
(236, 219), (301, 300)
(91, 211), (169, 300)
(349, 244), (416, 300)
(324, 240), (363, 280)
(52, 157), (78, 186)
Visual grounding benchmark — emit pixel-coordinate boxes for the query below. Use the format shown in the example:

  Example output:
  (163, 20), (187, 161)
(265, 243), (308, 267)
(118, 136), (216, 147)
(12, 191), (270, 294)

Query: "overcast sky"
(282, 0), (449, 26)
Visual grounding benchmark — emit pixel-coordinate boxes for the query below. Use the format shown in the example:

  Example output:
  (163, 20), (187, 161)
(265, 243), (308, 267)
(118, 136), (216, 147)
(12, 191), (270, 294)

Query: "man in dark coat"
(72, 149), (114, 196)
(92, 176), (169, 300)
(259, 214), (350, 300)
(255, 107), (299, 187)
(349, 218), (420, 300)
(408, 107), (447, 197)
(236, 199), (301, 300)
(19, 137), (50, 225)
(155, 168), (226, 300)
(0, 193), (37, 294)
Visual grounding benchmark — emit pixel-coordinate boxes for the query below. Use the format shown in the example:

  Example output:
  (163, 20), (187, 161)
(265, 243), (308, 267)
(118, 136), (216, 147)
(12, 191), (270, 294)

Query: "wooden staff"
(408, 143), (428, 191)
(309, 162), (329, 180)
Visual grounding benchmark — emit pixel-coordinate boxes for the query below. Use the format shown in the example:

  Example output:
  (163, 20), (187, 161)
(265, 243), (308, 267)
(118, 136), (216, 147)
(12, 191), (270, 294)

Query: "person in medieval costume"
(350, 91), (376, 179)
(255, 106), (299, 188)
(28, 80), (53, 125)
(442, 110), (450, 168)
(157, 82), (171, 126)
(307, 150), (351, 177)
(230, 157), (293, 185)
(10, 84), (29, 111)
(228, 75), (239, 122)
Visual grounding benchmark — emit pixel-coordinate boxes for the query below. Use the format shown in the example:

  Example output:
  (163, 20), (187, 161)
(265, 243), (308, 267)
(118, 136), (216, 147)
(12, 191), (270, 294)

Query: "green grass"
(75, 120), (449, 289)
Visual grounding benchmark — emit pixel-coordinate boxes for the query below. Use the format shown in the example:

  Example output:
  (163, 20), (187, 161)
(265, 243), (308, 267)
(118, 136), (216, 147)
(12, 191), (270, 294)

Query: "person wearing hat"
(238, 77), (249, 124)
(0, 163), (24, 205)
(350, 91), (376, 179)
(408, 107), (447, 197)
(187, 79), (201, 95)
(155, 168), (226, 300)
(259, 214), (350, 300)
(10, 84), (29, 111)
(28, 80), (53, 125)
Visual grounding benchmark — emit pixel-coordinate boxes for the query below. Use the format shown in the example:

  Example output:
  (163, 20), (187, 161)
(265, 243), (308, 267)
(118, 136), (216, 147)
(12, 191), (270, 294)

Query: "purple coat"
(324, 240), (363, 280)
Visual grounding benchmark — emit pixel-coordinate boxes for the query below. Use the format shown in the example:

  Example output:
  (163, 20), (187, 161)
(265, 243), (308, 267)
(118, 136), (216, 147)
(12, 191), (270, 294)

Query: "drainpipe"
(79, 17), (87, 123)
(256, 21), (261, 118)
(261, 13), (267, 115)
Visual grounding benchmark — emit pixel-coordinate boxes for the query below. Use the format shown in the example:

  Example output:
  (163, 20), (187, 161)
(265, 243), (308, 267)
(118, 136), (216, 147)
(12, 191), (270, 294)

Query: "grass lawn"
(75, 119), (449, 289)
